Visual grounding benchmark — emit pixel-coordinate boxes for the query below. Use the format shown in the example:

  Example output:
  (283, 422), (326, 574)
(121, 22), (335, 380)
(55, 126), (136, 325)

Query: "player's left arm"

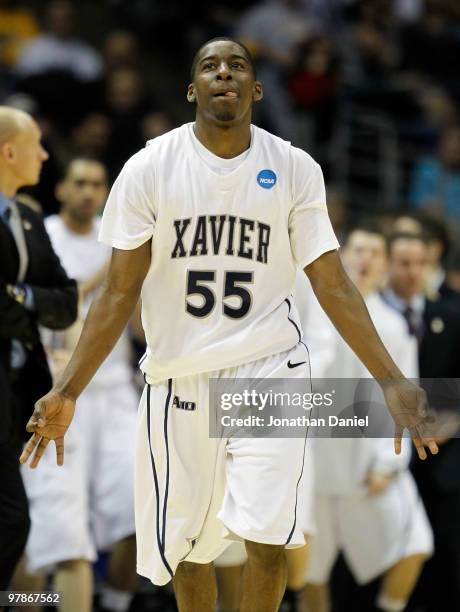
(304, 249), (438, 459)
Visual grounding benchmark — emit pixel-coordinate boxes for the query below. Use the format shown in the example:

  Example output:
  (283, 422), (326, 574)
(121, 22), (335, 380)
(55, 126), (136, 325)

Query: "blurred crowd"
(0, 0), (459, 225)
(1, 1), (460, 612)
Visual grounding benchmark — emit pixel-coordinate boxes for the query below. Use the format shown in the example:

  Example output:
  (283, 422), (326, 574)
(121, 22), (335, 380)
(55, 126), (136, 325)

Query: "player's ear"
(187, 84), (196, 103)
(253, 81), (263, 103)
(2, 142), (16, 163)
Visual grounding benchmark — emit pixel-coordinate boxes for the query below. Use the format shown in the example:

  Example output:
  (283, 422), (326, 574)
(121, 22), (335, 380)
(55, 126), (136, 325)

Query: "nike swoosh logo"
(287, 360), (307, 369)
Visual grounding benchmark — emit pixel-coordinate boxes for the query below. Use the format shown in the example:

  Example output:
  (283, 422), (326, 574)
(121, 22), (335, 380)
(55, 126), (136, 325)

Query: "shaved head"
(0, 106), (33, 146)
(0, 106), (48, 195)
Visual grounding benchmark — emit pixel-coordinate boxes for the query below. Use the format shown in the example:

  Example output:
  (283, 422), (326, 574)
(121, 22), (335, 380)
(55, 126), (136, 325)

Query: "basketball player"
(20, 38), (437, 612)
(21, 158), (139, 612)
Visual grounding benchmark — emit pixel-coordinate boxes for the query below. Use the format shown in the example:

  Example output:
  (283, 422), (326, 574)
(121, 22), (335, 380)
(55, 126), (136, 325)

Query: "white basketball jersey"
(99, 123), (339, 382)
(44, 215), (132, 386)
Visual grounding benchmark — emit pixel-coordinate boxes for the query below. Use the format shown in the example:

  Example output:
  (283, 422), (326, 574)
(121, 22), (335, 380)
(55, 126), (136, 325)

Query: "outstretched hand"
(382, 380), (438, 460)
(19, 391), (76, 468)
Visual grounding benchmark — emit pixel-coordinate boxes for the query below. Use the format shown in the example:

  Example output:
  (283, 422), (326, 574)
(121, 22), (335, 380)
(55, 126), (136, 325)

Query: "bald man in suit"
(0, 106), (78, 589)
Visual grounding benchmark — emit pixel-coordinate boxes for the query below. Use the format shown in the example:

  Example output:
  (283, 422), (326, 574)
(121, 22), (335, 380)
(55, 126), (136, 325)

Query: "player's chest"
(155, 168), (288, 263)
(157, 162), (287, 221)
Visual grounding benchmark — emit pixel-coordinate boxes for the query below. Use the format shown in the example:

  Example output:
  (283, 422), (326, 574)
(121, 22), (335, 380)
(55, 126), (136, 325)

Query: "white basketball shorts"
(22, 382), (139, 573)
(213, 441), (316, 569)
(306, 471), (434, 585)
(136, 343), (311, 586)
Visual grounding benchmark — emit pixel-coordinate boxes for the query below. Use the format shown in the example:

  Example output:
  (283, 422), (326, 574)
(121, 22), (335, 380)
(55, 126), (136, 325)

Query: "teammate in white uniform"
(21, 159), (139, 612)
(294, 225), (433, 612)
(21, 38), (438, 612)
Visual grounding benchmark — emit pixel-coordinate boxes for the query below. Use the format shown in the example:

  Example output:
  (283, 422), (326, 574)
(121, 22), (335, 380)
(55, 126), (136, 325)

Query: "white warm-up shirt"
(294, 274), (419, 494)
(44, 215), (133, 387)
(99, 123), (339, 381)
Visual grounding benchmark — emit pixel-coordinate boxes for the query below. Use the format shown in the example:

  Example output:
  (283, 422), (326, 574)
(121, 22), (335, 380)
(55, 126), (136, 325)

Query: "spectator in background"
(101, 33), (173, 176)
(14, 0), (103, 82)
(13, 0), (104, 131)
(392, 0), (424, 25)
(103, 30), (140, 73)
(104, 67), (170, 179)
(69, 112), (112, 166)
(141, 112), (173, 143)
(0, 0), (39, 69)
(289, 36), (340, 114)
(289, 35), (340, 164)
(303, 0), (359, 33)
(340, 0), (399, 88)
(409, 125), (460, 236)
(104, 67), (151, 178)
(0, 0), (39, 101)
(400, 0), (460, 99)
(236, 0), (316, 140)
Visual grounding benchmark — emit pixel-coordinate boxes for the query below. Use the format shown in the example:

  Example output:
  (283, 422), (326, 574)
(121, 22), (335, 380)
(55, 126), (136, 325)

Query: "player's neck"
(60, 210), (94, 235)
(193, 118), (251, 159)
(388, 284), (417, 306)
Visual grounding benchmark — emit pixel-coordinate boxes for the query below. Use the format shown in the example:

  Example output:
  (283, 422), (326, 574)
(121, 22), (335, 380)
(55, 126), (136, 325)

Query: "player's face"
(343, 230), (387, 293)
(387, 239), (428, 300)
(188, 41), (262, 125)
(57, 160), (108, 222)
(10, 119), (48, 186)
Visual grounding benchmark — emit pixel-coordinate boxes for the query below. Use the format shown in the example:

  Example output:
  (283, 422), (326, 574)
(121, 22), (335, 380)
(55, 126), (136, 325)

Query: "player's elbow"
(101, 276), (143, 308)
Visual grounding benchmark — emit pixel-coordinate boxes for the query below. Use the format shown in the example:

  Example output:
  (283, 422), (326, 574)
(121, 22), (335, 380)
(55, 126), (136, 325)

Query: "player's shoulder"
(145, 123), (188, 153)
(253, 124), (290, 151)
(289, 143), (321, 174)
(254, 125), (320, 173)
(44, 213), (63, 234)
(122, 124), (188, 176)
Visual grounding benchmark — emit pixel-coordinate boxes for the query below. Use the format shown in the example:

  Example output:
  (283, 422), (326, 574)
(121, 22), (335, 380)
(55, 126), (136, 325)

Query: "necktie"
(1, 204), (11, 227)
(403, 306), (418, 338)
(8, 201), (29, 283)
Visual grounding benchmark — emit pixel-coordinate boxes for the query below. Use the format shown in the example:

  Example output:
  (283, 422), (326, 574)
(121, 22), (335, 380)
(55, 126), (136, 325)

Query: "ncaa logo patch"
(257, 169), (277, 189)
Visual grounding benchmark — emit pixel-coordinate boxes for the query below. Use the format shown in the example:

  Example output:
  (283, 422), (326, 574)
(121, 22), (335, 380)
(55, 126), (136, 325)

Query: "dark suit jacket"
(0, 201), (78, 444)
(438, 281), (460, 306)
(420, 298), (460, 378)
(415, 297), (460, 492)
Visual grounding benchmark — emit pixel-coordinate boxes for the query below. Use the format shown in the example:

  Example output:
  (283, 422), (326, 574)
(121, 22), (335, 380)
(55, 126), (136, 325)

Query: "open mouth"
(213, 91), (238, 98)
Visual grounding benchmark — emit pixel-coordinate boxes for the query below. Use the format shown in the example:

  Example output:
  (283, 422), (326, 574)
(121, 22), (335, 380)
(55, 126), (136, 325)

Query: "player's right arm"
(20, 240), (151, 468)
